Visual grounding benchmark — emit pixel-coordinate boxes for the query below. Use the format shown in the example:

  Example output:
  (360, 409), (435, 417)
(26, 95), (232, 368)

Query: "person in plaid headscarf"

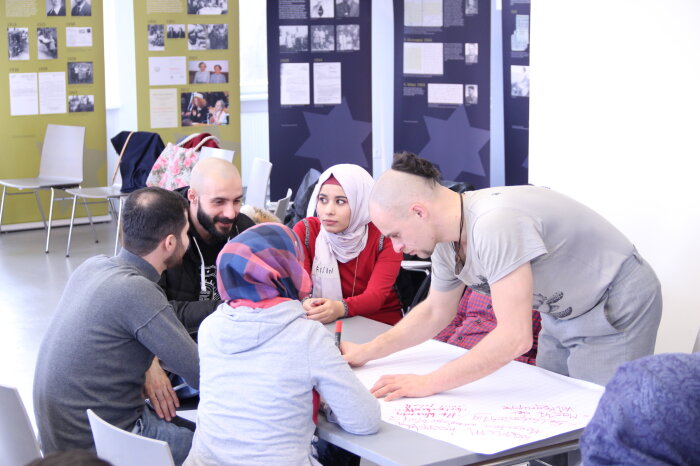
(184, 223), (379, 466)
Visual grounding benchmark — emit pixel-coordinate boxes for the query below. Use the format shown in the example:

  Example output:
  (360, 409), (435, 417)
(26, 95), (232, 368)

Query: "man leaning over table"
(33, 187), (199, 465)
(342, 152), (662, 400)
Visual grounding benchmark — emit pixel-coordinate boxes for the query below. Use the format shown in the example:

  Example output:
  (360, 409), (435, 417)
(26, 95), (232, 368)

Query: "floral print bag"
(146, 133), (221, 190)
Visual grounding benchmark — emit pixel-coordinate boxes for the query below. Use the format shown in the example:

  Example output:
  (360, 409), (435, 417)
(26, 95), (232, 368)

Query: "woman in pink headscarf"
(293, 164), (403, 325)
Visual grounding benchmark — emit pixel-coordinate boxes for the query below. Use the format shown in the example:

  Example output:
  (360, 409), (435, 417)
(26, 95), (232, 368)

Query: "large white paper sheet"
(39, 72), (66, 114)
(149, 56), (187, 86)
(149, 88), (178, 129)
(403, 42), (444, 76)
(280, 62), (310, 106)
(9, 73), (38, 116)
(354, 339), (604, 454)
(313, 62), (341, 105)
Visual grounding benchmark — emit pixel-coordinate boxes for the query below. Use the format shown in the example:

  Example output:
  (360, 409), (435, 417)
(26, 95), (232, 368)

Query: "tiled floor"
(1, 221), (118, 428)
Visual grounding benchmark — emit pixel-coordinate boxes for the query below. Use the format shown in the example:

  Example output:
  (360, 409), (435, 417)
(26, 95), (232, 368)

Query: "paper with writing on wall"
(353, 339), (604, 454)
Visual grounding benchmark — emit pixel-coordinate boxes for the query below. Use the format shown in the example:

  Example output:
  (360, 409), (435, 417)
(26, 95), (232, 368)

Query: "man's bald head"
(190, 157), (241, 193)
(187, 157), (244, 242)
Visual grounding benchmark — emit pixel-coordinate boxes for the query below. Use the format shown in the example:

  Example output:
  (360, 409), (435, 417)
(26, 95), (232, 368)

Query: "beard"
(196, 203), (235, 243)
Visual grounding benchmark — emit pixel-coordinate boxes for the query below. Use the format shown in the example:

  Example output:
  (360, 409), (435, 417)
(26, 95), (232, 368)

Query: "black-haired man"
(144, 157), (254, 419)
(34, 187), (199, 465)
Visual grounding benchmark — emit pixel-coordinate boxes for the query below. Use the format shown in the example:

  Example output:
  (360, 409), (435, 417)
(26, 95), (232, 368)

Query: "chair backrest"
(0, 385), (42, 466)
(87, 409), (175, 466)
(274, 188), (293, 222)
(199, 146), (235, 163)
(39, 124), (86, 181)
(246, 158), (273, 209)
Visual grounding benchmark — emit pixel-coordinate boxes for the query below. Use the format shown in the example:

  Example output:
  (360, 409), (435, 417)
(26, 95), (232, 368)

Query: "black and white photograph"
(68, 94), (94, 112)
(71, 0), (91, 16)
(336, 24), (359, 51)
(166, 24), (186, 39)
(465, 0), (478, 16)
(311, 25), (334, 52)
(310, 0), (334, 19)
(279, 25), (308, 53)
(68, 61), (93, 84)
(181, 91), (230, 126)
(465, 84), (478, 105)
(465, 42), (478, 64)
(46, 0), (66, 16)
(148, 25), (165, 51)
(37, 28), (58, 60)
(511, 65), (530, 97)
(187, 0), (228, 15)
(189, 60), (229, 84)
(188, 24), (228, 50)
(335, 0), (359, 18)
(8, 28), (29, 61)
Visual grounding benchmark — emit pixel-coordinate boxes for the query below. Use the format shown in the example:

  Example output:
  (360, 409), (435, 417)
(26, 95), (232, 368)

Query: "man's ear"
(162, 233), (177, 253)
(409, 203), (427, 219)
(187, 188), (197, 203)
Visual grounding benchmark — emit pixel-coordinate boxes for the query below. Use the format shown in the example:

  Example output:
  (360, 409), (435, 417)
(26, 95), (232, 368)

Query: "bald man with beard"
(342, 152), (662, 400)
(145, 158), (255, 420)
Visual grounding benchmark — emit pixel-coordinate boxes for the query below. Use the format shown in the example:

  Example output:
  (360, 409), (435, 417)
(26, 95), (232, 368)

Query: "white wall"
(529, 1), (700, 353)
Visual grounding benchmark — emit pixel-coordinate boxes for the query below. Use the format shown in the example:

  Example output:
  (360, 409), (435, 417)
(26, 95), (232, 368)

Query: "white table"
(318, 317), (582, 466)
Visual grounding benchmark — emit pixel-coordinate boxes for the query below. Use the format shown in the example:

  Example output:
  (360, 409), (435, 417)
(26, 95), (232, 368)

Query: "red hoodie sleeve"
(293, 218), (314, 276)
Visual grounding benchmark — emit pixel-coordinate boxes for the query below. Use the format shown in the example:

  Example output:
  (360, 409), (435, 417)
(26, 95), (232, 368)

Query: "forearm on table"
(366, 290), (458, 358)
(429, 323), (533, 391)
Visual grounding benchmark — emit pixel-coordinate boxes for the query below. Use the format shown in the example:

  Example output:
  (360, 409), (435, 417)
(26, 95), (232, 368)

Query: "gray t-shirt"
(432, 186), (634, 320)
(33, 249), (199, 454)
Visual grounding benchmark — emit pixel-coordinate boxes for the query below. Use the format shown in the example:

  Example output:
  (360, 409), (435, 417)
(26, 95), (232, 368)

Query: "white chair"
(245, 158), (272, 209)
(199, 146), (235, 163)
(87, 409), (175, 466)
(0, 385), (42, 466)
(273, 188), (293, 222)
(0, 124), (86, 253)
(64, 131), (140, 257)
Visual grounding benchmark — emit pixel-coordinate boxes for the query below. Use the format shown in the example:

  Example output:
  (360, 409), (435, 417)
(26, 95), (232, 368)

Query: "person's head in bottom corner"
(27, 450), (112, 466)
(121, 187), (190, 267)
(188, 157), (243, 243)
(308, 163), (374, 237)
(216, 223), (311, 303)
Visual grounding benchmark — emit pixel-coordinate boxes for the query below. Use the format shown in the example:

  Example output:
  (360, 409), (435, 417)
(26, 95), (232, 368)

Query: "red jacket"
(293, 218), (403, 325)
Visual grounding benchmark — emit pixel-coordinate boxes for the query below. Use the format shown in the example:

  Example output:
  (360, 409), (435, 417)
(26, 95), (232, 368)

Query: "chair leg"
(45, 188), (55, 253)
(0, 185), (6, 234)
(34, 190), (48, 230)
(66, 194), (78, 257)
(80, 190), (98, 243)
(114, 197), (124, 256)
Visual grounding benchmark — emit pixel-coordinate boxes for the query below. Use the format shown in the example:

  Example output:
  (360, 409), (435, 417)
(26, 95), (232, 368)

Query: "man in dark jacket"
(145, 157), (255, 418)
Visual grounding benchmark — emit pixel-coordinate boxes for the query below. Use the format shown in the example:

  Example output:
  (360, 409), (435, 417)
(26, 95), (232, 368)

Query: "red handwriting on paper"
(386, 402), (580, 439)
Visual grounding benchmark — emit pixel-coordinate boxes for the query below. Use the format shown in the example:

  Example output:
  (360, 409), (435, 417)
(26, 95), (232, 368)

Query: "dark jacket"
(111, 131), (165, 193)
(158, 187), (255, 330)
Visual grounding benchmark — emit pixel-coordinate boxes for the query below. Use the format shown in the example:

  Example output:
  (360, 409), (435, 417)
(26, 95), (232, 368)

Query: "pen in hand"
(334, 320), (343, 350)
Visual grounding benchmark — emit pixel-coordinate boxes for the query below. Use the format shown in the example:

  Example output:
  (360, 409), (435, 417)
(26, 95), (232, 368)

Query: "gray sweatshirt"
(33, 249), (199, 453)
(185, 301), (380, 466)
